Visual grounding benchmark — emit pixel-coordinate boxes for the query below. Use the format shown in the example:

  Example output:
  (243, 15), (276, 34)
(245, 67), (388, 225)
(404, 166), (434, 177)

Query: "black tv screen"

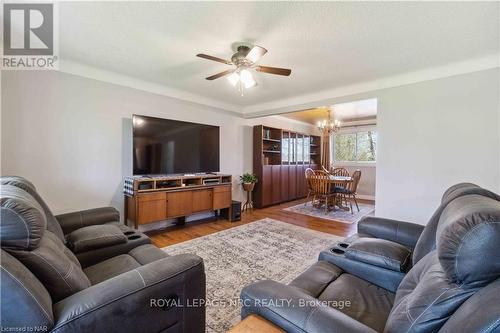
(133, 115), (220, 175)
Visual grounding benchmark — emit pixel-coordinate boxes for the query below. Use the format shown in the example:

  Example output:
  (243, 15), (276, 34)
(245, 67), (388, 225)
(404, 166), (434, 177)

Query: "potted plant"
(240, 173), (258, 192)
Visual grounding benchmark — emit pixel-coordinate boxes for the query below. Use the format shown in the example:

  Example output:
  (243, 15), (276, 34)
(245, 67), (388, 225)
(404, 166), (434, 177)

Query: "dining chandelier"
(317, 109), (341, 134)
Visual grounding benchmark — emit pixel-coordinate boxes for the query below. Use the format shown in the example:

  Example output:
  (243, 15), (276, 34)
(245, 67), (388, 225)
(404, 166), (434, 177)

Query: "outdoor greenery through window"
(333, 130), (377, 162)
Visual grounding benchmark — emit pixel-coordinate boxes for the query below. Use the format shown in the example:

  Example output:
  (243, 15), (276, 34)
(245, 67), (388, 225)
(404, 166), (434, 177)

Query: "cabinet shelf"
(263, 138), (281, 143)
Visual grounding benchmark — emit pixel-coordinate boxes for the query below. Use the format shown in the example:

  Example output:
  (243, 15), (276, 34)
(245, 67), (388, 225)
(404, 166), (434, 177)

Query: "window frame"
(331, 125), (377, 166)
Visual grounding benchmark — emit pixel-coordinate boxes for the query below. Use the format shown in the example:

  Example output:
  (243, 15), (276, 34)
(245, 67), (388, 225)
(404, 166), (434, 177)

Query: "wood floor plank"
(147, 198), (373, 248)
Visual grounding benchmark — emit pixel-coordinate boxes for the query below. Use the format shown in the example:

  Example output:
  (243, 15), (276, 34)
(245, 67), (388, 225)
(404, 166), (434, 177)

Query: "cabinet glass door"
(304, 136), (310, 163)
(282, 132), (289, 164)
(297, 134), (304, 163)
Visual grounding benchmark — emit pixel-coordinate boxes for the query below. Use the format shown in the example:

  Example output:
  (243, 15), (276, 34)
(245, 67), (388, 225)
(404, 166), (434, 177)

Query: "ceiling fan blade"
(245, 45), (267, 63)
(256, 65), (292, 76)
(206, 69), (235, 80)
(196, 53), (232, 65)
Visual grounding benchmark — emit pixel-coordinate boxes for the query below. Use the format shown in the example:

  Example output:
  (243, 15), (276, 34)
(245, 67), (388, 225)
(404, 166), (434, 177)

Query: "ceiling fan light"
(240, 69), (256, 88)
(227, 72), (240, 86)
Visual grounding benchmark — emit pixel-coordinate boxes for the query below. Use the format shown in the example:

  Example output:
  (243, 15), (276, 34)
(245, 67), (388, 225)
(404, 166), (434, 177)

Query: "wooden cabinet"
(213, 186), (231, 210)
(166, 191), (193, 218)
(137, 192), (166, 224)
(261, 166), (272, 206)
(253, 125), (321, 207)
(192, 189), (213, 212)
(280, 165), (289, 202)
(271, 165), (281, 204)
(289, 165), (297, 200)
(125, 175), (233, 228)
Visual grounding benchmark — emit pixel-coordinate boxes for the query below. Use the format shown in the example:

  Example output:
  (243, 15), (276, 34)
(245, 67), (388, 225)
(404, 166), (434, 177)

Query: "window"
(333, 129), (377, 163)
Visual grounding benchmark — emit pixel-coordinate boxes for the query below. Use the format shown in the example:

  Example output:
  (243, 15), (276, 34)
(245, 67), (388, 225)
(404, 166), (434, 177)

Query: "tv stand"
(124, 174), (233, 228)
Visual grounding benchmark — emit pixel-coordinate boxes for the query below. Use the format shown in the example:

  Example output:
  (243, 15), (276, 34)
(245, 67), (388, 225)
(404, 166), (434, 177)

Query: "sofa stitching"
(481, 317), (500, 333)
(1, 266), (53, 325)
(50, 259), (204, 331)
(405, 285), (462, 332)
(134, 269), (146, 287)
(3, 207), (31, 248)
(31, 252), (74, 291)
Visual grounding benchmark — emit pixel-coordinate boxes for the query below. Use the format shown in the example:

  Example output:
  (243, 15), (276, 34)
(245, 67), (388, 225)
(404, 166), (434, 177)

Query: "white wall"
(2, 69), (499, 226)
(375, 69), (499, 223)
(1, 70), (316, 218)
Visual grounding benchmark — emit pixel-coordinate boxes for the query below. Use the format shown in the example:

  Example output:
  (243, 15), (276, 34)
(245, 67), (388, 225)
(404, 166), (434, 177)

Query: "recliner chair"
(1, 184), (206, 332)
(241, 183), (500, 332)
(0, 176), (151, 267)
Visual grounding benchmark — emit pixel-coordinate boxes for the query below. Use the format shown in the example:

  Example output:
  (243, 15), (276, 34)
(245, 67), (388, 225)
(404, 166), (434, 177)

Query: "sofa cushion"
(318, 273), (395, 332)
(128, 244), (169, 265)
(9, 231), (91, 302)
(84, 244), (168, 284)
(84, 254), (141, 285)
(67, 224), (127, 254)
(0, 176), (65, 242)
(385, 251), (476, 333)
(345, 238), (412, 272)
(437, 194), (500, 287)
(289, 261), (342, 297)
(413, 184), (500, 264)
(0, 185), (46, 250)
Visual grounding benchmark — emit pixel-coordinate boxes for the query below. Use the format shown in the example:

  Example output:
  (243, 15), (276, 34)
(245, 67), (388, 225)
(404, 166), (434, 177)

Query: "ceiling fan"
(196, 45), (291, 94)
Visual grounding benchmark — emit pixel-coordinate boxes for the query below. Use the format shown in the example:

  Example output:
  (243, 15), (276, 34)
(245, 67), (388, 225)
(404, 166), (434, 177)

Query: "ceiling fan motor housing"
(232, 45), (253, 67)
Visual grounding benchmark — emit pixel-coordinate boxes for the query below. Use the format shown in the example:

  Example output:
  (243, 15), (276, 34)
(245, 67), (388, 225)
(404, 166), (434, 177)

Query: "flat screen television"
(132, 115), (220, 175)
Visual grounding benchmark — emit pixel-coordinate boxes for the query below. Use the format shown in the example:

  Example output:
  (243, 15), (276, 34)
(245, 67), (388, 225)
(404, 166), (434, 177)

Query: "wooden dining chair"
(308, 173), (335, 214)
(331, 167), (350, 206)
(304, 168), (316, 206)
(344, 170), (362, 214)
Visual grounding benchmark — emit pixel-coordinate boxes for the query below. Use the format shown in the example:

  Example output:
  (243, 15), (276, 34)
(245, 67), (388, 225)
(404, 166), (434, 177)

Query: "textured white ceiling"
(282, 98), (377, 125)
(59, 2), (499, 113)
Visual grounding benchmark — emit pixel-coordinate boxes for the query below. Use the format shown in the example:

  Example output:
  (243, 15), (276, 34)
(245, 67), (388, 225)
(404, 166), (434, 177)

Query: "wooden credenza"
(124, 174), (232, 228)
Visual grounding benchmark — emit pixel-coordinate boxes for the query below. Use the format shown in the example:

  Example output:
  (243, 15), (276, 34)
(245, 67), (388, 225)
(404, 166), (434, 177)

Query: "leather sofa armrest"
(241, 280), (377, 333)
(319, 250), (405, 292)
(52, 254), (206, 333)
(358, 216), (424, 248)
(56, 207), (120, 235)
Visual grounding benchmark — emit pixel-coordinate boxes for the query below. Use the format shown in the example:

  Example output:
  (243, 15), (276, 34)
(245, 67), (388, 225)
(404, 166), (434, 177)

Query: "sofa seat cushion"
(84, 254), (141, 285)
(318, 273), (395, 332)
(128, 244), (170, 265)
(67, 224), (127, 254)
(289, 261), (342, 297)
(84, 245), (168, 284)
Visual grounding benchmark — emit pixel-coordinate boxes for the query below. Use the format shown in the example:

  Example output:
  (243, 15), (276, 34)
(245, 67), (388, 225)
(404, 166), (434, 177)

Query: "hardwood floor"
(147, 197), (374, 248)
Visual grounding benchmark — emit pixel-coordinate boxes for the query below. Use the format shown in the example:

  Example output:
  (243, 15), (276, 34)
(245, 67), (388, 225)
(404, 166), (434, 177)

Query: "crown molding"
(58, 59), (243, 116)
(242, 53), (499, 117)
(58, 53), (498, 118)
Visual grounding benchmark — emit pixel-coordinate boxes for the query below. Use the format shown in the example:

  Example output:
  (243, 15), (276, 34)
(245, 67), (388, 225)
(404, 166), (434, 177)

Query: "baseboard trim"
(357, 194), (375, 201)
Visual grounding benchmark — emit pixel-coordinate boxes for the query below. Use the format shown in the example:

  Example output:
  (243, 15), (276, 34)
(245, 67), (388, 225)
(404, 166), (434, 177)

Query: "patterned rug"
(284, 201), (375, 224)
(162, 218), (340, 333)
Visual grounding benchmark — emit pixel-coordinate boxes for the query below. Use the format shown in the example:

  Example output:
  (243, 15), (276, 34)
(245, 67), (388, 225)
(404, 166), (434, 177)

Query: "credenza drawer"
(213, 186), (231, 193)
(138, 192), (166, 202)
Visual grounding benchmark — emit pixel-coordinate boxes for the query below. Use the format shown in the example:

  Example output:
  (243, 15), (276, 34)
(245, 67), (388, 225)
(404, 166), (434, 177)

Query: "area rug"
(162, 218), (340, 333)
(283, 201), (375, 224)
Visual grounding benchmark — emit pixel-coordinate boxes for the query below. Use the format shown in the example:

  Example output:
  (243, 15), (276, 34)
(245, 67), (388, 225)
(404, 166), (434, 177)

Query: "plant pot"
(242, 183), (255, 192)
